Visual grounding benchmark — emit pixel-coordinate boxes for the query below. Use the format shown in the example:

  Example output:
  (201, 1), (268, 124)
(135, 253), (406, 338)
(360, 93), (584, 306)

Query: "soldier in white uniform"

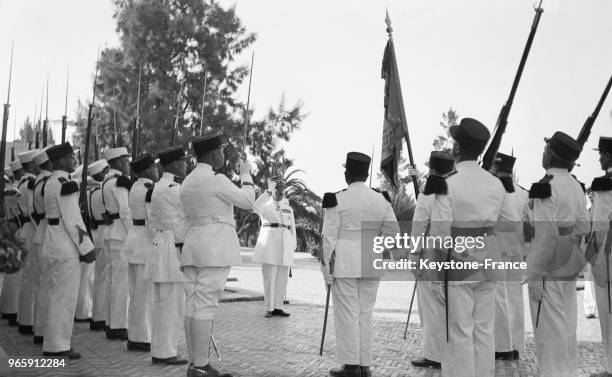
(146, 146), (189, 365)
(180, 133), (254, 377)
(321, 152), (400, 377)
(584, 136), (612, 377)
(1, 160), (25, 326)
(253, 176), (296, 318)
(432, 118), (520, 377)
(42, 142), (95, 359)
(122, 153), (157, 352)
(101, 147), (132, 341)
(32, 148), (53, 345)
(527, 131), (589, 377)
(490, 152), (529, 360)
(15, 150), (40, 335)
(87, 160), (111, 332)
(409, 151), (455, 370)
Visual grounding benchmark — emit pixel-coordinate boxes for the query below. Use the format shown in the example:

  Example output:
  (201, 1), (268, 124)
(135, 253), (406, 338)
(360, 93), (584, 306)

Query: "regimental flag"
(380, 12), (410, 189)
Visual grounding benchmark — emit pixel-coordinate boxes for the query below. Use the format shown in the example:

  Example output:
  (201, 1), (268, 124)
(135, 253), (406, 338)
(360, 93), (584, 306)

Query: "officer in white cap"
(43, 142), (95, 359)
(180, 133), (254, 377)
(87, 159), (112, 332)
(101, 147), (132, 340)
(321, 152), (400, 377)
(147, 146), (189, 365)
(32, 147), (54, 344)
(15, 150), (40, 335)
(123, 153), (158, 352)
(252, 175), (296, 318)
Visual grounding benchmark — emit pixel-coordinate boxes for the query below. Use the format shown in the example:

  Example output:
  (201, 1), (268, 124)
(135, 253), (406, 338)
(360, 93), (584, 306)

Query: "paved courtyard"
(0, 255), (607, 376)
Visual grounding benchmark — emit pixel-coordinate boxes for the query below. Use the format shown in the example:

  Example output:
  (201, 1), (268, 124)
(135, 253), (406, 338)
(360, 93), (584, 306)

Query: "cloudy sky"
(1, 0), (611, 195)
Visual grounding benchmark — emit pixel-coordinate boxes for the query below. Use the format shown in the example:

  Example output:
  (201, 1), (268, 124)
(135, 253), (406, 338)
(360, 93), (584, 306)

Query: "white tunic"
(122, 178), (154, 265)
(101, 168), (131, 245)
(252, 192), (297, 266)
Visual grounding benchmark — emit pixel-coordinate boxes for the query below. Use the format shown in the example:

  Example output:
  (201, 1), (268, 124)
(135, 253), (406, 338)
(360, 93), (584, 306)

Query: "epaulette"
(145, 186), (154, 203)
(498, 176), (515, 193)
(591, 176), (612, 192)
(371, 188), (392, 203)
(423, 175), (448, 195)
(529, 174), (553, 199)
(61, 181), (79, 195)
(144, 182), (154, 190)
(571, 174), (586, 193)
(322, 192), (337, 208)
(173, 175), (182, 184)
(116, 175), (132, 190)
(58, 177), (68, 184)
(27, 177), (36, 190)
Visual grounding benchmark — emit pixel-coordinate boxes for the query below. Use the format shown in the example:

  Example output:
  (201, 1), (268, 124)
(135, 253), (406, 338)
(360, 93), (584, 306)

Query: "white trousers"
(0, 270), (21, 315)
(105, 242), (129, 330)
(442, 281), (496, 377)
(151, 282), (184, 358)
(261, 264), (289, 312)
(184, 266), (230, 321)
(529, 279), (577, 377)
(127, 264), (152, 343)
(584, 265), (598, 317)
(332, 278), (380, 366)
(416, 281), (442, 362)
(33, 249), (49, 336)
(17, 244), (37, 327)
(75, 262), (94, 320)
(92, 247), (109, 323)
(43, 258), (81, 353)
(595, 277), (612, 373)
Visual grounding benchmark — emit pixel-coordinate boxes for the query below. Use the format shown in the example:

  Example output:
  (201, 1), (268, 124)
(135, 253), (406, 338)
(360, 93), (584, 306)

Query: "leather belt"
(175, 243), (184, 248)
(264, 223), (291, 230)
(19, 215), (31, 224)
(93, 219), (105, 226)
(31, 213), (45, 222)
(7, 217), (19, 225)
(107, 213), (120, 220)
(48, 218), (60, 225)
(132, 219), (146, 226)
(450, 226), (495, 238)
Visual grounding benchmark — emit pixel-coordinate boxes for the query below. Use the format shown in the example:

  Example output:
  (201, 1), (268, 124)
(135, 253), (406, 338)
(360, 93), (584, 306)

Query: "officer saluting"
(409, 151), (455, 370)
(42, 142), (95, 359)
(146, 146), (188, 365)
(101, 147), (132, 341)
(321, 152), (400, 377)
(253, 175), (296, 318)
(180, 133), (255, 377)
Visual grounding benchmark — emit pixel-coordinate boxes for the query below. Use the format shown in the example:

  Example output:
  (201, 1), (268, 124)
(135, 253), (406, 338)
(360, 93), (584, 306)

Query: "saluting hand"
(237, 158), (252, 176)
(267, 179), (277, 195)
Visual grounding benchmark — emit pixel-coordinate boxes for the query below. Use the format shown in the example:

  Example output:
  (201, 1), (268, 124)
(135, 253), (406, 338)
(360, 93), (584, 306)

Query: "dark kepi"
(344, 152), (371, 177)
(426, 151), (454, 175)
(130, 153), (156, 174)
(544, 131), (581, 162)
(450, 118), (490, 154)
(192, 133), (226, 156)
(594, 136), (612, 154)
(493, 152), (516, 173)
(47, 142), (74, 162)
(158, 146), (185, 165)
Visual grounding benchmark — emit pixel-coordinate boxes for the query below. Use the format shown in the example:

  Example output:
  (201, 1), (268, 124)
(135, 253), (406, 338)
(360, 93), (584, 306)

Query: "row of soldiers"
(0, 133), (262, 377)
(318, 118), (612, 377)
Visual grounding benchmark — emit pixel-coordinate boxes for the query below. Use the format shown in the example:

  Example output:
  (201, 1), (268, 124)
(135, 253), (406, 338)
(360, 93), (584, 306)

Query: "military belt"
(47, 218), (60, 225)
(31, 212), (45, 222)
(92, 219), (105, 226)
(450, 226), (495, 238)
(132, 219), (146, 226)
(187, 216), (235, 228)
(107, 213), (120, 221)
(19, 215), (31, 224)
(264, 223), (291, 230)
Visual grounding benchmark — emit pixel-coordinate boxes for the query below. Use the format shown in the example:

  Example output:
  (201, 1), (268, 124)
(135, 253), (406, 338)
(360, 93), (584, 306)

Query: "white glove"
(238, 158), (251, 176)
(267, 179), (277, 194)
(320, 263), (334, 286)
(528, 279), (544, 302)
(407, 164), (418, 177)
(592, 264), (608, 288)
(431, 282), (445, 303)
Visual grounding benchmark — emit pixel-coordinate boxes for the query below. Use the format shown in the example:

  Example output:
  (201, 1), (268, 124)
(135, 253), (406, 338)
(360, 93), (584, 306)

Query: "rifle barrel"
(243, 52), (254, 154)
(0, 42), (14, 218)
(577, 75), (612, 147)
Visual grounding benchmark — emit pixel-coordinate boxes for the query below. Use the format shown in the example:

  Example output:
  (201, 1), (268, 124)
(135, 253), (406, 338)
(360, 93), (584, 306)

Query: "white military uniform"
(146, 172), (185, 358)
(586, 172), (612, 374)
(89, 180), (110, 328)
(410, 184), (452, 364)
(101, 168), (131, 332)
(16, 172), (37, 329)
(73, 172), (94, 321)
(440, 160), (520, 377)
(32, 169), (52, 339)
(527, 168), (589, 377)
(42, 170), (94, 352)
(252, 191), (297, 312)
(494, 183), (529, 355)
(180, 162), (255, 366)
(321, 182), (400, 367)
(0, 180), (22, 320)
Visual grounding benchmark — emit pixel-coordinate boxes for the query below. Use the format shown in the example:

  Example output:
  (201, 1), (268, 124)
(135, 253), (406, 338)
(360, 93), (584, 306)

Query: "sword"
(319, 251), (335, 356)
(535, 277), (544, 328)
(208, 320), (221, 360)
(403, 282), (417, 340)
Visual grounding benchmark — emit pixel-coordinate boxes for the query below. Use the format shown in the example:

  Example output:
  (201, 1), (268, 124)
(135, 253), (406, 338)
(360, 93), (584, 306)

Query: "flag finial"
(385, 8), (393, 35)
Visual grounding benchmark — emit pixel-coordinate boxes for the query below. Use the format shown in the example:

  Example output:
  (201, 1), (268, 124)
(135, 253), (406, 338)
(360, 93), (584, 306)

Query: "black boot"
(152, 356), (189, 365)
(18, 325), (33, 335)
(330, 364), (362, 377)
(411, 357), (441, 369)
(127, 340), (151, 352)
(360, 366), (372, 377)
(43, 348), (81, 359)
(189, 364), (233, 377)
(495, 351), (515, 361)
(106, 328), (128, 341)
(33, 336), (44, 345)
(90, 320), (106, 331)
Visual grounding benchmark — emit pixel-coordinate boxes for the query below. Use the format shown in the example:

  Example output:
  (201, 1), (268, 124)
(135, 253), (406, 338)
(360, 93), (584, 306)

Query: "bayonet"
(1, 41), (14, 218)
(199, 71), (207, 136)
(242, 52), (254, 155)
(131, 66), (142, 160)
(43, 71), (49, 147)
(62, 65), (69, 143)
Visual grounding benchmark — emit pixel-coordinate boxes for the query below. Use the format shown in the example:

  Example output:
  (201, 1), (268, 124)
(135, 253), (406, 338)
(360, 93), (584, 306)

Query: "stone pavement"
(0, 257), (608, 376)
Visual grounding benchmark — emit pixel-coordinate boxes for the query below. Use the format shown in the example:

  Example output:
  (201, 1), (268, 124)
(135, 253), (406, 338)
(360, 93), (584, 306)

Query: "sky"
(1, 0), (611, 196)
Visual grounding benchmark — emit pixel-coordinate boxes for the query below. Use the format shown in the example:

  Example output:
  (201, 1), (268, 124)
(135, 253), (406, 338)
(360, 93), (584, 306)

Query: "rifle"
(0, 41), (14, 219)
(112, 85), (117, 148)
(242, 52), (254, 155)
(131, 66), (142, 160)
(35, 86), (43, 149)
(576, 75), (612, 147)
(62, 65), (69, 143)
(481, 0), (544, 170)
(43, 72), (49, 147)
(11, 106), (16, 162)
(199, 71), (207, 136)
(80, 48), (101, 234)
